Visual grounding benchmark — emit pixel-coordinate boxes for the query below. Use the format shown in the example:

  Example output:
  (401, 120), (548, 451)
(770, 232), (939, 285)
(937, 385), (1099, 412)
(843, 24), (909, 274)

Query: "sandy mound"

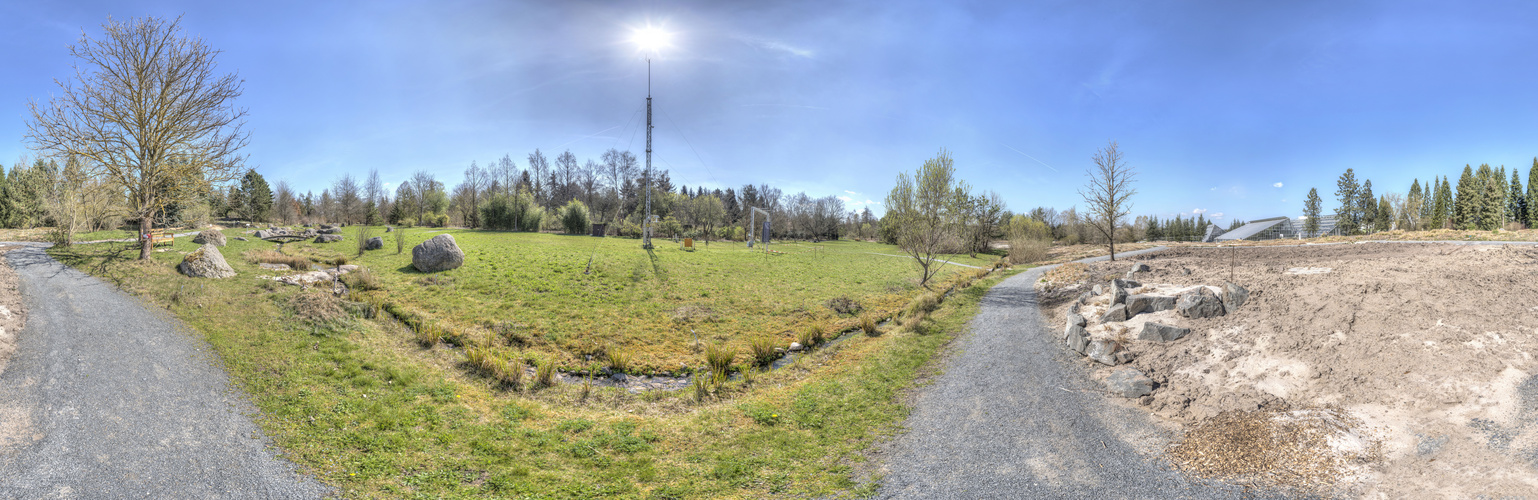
(0, 246), (26, 376)
(1045, 243), (1538, 498)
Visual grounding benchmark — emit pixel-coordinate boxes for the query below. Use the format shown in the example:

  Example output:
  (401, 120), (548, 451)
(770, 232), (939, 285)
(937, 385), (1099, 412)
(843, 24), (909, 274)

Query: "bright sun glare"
(633, 27), (671, 52)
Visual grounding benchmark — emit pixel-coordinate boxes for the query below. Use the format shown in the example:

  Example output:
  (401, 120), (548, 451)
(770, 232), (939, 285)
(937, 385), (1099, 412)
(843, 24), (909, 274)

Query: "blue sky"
(5, 1), (1538, 222)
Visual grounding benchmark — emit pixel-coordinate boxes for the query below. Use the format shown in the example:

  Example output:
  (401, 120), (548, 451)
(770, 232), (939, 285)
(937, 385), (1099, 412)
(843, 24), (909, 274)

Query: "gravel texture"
(0, 243), (330, 499)
(876, 247), (1288, 499)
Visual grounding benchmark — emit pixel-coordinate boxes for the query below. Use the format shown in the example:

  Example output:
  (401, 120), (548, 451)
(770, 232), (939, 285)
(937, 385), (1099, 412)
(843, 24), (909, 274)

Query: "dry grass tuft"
(749, 337), (778, 367)
(289, 290), (346, 325)
(798, 324), (827, 348)
(340, 267), (382, 291)
(860, 315), (881, 337)
(533, 356), (557, 388)
(704, 343), (735, 374)
(243, 249), (312, 270)
(606, 348), (632, 374)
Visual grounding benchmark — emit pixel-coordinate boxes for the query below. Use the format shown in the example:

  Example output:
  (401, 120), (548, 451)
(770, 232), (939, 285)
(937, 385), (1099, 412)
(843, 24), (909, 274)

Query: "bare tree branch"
(1078, 141), (1137, 261)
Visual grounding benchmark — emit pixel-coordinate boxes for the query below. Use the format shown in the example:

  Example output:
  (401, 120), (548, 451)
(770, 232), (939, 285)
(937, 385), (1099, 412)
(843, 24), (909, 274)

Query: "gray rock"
(1128, 262), (1150, 274)
(1177, 288), (1226, 319)
(314, 234), (343, 243)
(1115, 351), (1135, 364)
(178, 244), (236, 279)
(318, 228), (341, 235)
(1091, 284), (1103, 296)
(365, 236), (384, 250)
(254, 229), (277, 239)
(1066, 312), (1087, 329)
(1065, 325), (1089, 353)
(234, 236), (248, 241)
(1223, 282), (1249, 312)
(610, 372), (628, 383)
(1076, 291), (1092, 305)
(385, 226), (394, 232)
(1068, 302), (1081, 314)
(412, 234), (465, 273)
(1124, 294), (1177, 317)
(320, 224), (336, 230)
(1109, 279), (1137, 305)
(258, 263), (292, 271)
(1138, 322), (1191, 342)
(192, 229), (226, 247)
(789, 342), (804, 352)
(1100, 303), (1128, 323)
(1086, 340), (1120, 366)
(1105, 368), (1154, 398)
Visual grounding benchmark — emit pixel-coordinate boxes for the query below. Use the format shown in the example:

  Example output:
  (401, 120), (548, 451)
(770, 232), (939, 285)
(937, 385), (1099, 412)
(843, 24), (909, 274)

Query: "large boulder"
(385, 226), (394, 232)
(1177, 288), (1226, 319)
(178, 244), (236, 279)
(1105, 368), (1154, 398)
(1100, 303), (1128, 323)
(1223, 282), (1250, 312)
(1124, 294), (1177, 317)
(412, 234), (465, 273)
(314, 234), (343, 243)
(1109, 279), (1139, 305)
(1086, 340), (1120, 366)
(1065, 325), (1090, 354)
(1137, 322), (1191, 342)
(365, 236), (384, 250)
(254, 229), (278, 239)
(1066, 312), (1087, 329)
(1125, 262), (1150, 280)
(192, 229), (226, 247)
(318, 228), (342, 235)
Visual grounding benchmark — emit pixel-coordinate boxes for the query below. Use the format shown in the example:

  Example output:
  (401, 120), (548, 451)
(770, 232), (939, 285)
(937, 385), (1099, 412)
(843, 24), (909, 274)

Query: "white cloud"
(1211, 212), (1225, 219)
(1273, 182), (1284, 188)
(1192, 208), (1207, 214)
(1210, 187), (1217, 191)
(865, 200), (880, 206)
(844, 190), (859, 196)
(837, 196), (853, 203)
(738, 36), (815, 58)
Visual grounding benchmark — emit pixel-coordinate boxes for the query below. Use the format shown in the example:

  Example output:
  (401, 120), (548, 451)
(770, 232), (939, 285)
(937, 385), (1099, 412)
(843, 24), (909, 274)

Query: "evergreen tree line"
(1305, 160), (1537, 236)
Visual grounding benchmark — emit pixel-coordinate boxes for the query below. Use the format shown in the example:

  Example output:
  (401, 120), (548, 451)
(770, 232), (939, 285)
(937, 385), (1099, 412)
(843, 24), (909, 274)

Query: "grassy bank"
(49, 229), (1019, 498)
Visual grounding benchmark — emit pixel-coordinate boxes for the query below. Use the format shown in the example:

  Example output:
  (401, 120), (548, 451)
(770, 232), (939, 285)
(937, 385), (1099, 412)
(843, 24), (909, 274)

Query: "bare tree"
(527, 149), (549, 206)
(364, 169), (383, 224)
(457, 161), (488, 228)
(553, 150), (579, 207)
(409, 170), (440, 224)
(25, 16), (248, 259)
(333, 173), (361, 224)
(885, 149), (965, 289)
(1078, 141), (1137, 261)
(496, 154), (518, 197)
(274, 180), (297, 223)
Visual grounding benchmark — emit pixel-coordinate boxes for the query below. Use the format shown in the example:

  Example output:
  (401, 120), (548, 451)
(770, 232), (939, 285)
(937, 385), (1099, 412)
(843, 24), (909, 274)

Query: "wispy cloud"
(838, 196), (853, 203)
(1193, 208), (1207, 214)
(1211, 212), (1225, 219)
(844, 190), (859, 195)
(1273, 182), (1284, 188)
(736, 36), (815, 58)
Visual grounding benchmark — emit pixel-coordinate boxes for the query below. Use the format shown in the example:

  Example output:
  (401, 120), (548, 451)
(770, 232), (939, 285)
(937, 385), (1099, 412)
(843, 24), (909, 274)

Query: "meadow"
(48, 227), (1015, 498)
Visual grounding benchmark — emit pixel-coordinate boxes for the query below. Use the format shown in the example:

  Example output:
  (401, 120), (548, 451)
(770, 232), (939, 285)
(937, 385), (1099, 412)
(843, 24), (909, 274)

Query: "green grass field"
(47, 227), (1017, 499)
(324, 228), (995, 373)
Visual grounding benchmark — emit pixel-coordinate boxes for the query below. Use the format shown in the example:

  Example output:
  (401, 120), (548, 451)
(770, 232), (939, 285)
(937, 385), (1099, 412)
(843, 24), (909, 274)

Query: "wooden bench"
(148, 229), (174, 246)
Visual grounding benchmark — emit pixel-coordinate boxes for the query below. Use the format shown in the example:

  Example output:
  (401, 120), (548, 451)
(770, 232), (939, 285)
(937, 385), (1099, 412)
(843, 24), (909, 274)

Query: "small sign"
(683, 238), (694, 249)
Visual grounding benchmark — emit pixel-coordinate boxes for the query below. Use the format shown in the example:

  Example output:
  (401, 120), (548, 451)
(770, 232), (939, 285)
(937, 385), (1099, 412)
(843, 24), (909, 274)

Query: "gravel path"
(876, 247), (1286, 499)
(0, 243), (330, 499)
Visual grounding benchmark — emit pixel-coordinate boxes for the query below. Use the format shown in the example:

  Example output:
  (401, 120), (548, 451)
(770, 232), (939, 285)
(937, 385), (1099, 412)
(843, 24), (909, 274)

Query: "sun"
(633, 27), (672, 53)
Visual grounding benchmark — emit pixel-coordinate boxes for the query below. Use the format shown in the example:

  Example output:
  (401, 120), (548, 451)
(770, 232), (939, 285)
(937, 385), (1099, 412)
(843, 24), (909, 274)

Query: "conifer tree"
(1509, 167), (1524, 228)
(1303, 188), (1322, 237)
(1357, 179), (1376, 234)
(1495, 166), (1509, 224)
(1334, 168), (1360, 235)
(1474, 164), (1500, 230)
(1438, 176), (1454, 228)
(1377, 196), (1393, 232)
(1528, 159), (1538, 228)
(1407, 179), (1423, 230)
(1420, 177), (1434, 227)
(1454, 165), (1475, 229)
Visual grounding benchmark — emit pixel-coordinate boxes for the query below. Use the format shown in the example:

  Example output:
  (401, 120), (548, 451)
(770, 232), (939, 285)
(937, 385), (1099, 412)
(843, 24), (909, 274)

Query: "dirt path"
(874, 247), (1292, 498)
(0, 243), (330, 498)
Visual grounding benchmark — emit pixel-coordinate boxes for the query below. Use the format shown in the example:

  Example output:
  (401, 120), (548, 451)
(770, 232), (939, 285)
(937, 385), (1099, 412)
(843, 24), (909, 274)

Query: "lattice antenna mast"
(642, 57), (654, 250)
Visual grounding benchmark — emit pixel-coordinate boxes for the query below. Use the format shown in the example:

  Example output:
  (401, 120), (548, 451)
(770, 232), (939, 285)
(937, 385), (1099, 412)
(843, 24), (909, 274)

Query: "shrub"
(243, 249), (312, 270)
(355, 225), (375, 256)
(496, 358), (524, 390)
(749, 337), (778, 367)
(414, 323), (440, 347)
(1008, 237), (1050, 264)
(704, 344), (735, 374)
(904, 292), (942, 318)
(560, 199), (591, 235)
(393, 227), (407, 254)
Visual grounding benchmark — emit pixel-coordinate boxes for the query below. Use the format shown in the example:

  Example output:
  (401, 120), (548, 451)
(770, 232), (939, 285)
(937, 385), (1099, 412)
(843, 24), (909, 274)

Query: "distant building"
(1297, 214), (1348, 238)
(1214, 216), (1299, 241)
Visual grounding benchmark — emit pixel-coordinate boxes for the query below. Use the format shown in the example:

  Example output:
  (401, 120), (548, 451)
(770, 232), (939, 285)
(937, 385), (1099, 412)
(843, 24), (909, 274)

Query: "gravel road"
(0, 243), (330, 499)
(876, 247), (1287, 499)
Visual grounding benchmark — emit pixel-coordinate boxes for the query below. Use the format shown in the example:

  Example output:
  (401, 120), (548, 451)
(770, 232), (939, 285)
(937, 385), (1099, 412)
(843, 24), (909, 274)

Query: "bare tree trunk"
(139, 216), (152, 260)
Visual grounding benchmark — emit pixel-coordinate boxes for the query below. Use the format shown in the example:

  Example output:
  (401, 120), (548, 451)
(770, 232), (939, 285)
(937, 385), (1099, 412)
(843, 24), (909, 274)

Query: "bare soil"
(1046, 242), (1538, 498)
(0, 246), (26, 376)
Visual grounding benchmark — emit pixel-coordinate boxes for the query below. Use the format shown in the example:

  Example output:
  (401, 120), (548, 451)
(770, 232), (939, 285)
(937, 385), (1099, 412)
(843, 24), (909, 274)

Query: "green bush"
(480, 189), (543, 232)
(560, 199), (591, 235)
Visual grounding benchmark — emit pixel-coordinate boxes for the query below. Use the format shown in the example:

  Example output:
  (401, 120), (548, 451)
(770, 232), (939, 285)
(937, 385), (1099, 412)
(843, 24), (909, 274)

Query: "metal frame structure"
(748, 206), (771, 248)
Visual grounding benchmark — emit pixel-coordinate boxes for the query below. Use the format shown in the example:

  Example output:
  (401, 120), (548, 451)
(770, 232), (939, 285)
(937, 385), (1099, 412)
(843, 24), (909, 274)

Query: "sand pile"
(1048, 243), (1538, 498)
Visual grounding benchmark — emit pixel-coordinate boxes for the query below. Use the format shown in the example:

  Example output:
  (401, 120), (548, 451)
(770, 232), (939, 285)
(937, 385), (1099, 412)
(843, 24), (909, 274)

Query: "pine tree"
(1438, 176), (1454, 228)
(1495, 166), (1509, 225)
(1377, 196), (1393, 232)
(1357, 179), (1376, 234)
(1454, 165), (1475, 229)
(239, 169), (273, 223)
(1303, 187), (1322, 237)
(1509, 167), (1524, 229)
(1406, 179), (1423, 230)
(1420, 177), (1434, 227)
(1334, 168), (1360, 235)
(1528, 159), (1538, 228)
(1474, 164), (1500, 230)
